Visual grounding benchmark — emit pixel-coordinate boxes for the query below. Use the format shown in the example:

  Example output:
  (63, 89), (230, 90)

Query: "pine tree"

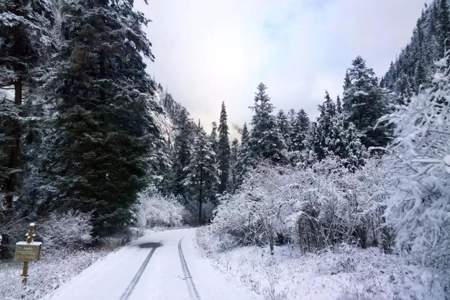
(305, 122), (319, 163)
(235, 123), (252, 188)
(438, 0), (450, 55)
(249, 83), (286, 164)
(329, 112), (364, 169)
(276, 110), (291, 150)
(0, 0), (56, 93)
(414, 60), (427, 92)
(184, 124), (218, 224)
(171, 109), (194, 199)
(313, 92), (364, 167)
(343, 56), (390, 148)
(382, 0), (450, 99)
(50, 0), (160, 235)
(290, 109), (310, 153)
(341, 122), (365, 169)
(209, 122), (218, 153)
(0, 0), (56, 212)
(287, 109), (296, 127)
(229, 139), (239, 193)
(217, 102), (230, 194)
(313, 92), (337, 160)
(336, 96), (343, 114)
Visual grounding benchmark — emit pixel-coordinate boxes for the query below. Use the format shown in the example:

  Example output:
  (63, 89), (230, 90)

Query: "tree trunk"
(14, 77), (22, 105)
(269, 234), (274, 256)
(198, 196), (203, 225)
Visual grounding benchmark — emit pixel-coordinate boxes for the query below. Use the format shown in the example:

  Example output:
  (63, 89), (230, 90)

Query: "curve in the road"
(119, 243), (161, 300)
(178, 238), (202, 300)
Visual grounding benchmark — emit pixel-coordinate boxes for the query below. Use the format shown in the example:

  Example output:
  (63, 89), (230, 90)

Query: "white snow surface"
(197, 227), (447, 300)
(46, 228), (260, 300)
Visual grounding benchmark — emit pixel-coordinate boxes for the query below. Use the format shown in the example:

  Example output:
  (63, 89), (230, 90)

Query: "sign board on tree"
(15, 241), (42, 262)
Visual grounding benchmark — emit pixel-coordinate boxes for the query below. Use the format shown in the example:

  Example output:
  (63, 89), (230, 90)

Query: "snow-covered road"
(47, 228), (261, 300)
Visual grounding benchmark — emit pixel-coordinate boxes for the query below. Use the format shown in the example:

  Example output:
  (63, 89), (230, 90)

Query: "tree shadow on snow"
(136, 242), (162, 249)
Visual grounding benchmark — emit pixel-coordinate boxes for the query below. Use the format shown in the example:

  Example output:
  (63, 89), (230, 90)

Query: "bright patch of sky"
(136, 0), (429, 134)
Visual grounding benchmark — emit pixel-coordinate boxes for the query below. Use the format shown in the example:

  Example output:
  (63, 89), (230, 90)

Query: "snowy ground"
(46, 228), (260, 300)
(197, 227), (447, 300)
(3, 227), (445, 300)
(0, 248), (109, 300)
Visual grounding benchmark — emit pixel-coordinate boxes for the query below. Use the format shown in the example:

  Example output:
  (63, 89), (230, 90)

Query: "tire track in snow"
(178, 238), (202, 300)
(119, 245), (158, 300)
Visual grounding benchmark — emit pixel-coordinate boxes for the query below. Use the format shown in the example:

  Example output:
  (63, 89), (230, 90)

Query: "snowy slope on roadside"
(0, 249), (108, 300)
(197, 227), (447, 300)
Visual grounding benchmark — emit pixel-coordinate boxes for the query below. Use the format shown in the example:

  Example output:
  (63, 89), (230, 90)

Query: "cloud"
(136, 0), (427, 133)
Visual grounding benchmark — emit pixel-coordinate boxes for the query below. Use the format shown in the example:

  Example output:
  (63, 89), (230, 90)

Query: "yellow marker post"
(15, 223), (42, 285)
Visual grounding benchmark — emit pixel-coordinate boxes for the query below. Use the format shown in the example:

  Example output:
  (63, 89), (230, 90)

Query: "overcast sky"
(136, 0), (428, 134)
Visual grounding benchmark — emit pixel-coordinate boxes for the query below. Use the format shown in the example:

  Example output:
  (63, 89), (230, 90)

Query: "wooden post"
(21, 261), (29, 285)
(18, 223), (38, 285)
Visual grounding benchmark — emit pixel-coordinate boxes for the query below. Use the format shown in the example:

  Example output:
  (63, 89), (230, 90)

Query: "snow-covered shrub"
(383, 57), (450, 273)
(294, 159), (389, 251)
(136, 189), (185, 228)
(211, 159), (389, 253)
(40, 210), (93, 251)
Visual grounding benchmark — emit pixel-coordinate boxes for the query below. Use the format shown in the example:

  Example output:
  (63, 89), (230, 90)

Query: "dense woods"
(0, 0), (449, 296)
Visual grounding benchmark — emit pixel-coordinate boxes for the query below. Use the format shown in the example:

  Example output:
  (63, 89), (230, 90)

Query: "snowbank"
(197, 227), (447, 300)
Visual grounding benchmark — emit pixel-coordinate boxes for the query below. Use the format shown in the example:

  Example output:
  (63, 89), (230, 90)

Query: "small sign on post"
(15, 241), (42, 261)
(15, 223), (42, 285)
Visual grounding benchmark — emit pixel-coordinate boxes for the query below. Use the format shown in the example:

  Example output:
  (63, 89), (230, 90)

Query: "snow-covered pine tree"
(249, 83), (287, 164)
(209, 121), (218, 154)
(336, 96), (343, 114)
(49, 0), (160, 235)
(0, 0), (56, 212)
(276, 110), (291, 150)
(171, 109), (195, 200)
(312, 92), (337, 160)
(229, 138), (239, 193)
(329, 113), (365, 170)
(343, 56), (390, 149)
(183, 124), (218, 224)
(235, 123), (252, 188)
(290, 109), (310, 153)
(217, 102), (230, 194)
(382, 0), (450, 99)
(312, 92), (364, 168)
(287, 108), (296, 127)
(0, 0), (56, 97)
(437, 0), (450, 56)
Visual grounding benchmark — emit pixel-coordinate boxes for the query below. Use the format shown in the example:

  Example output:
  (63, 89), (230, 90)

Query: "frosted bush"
(40, 210), (93, 251)
(211, 159), (389, 253)
(383, 57), (450, 273)
(136, 189), (186, 228)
